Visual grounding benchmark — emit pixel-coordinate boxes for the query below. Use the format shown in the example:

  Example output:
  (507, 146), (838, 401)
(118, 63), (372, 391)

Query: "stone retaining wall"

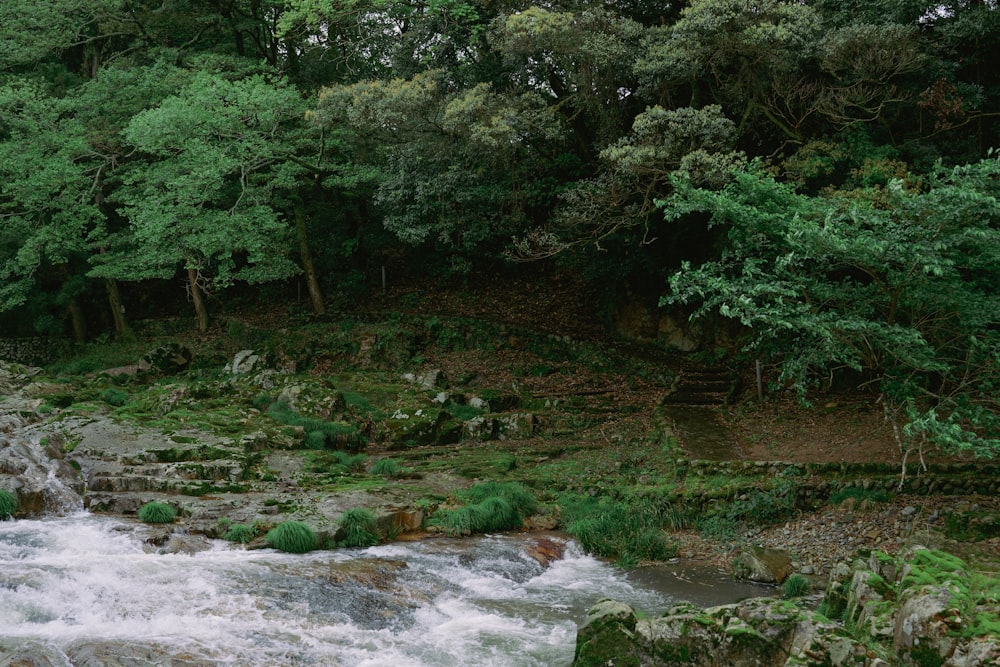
(0, 338), (69, 366)
(672, 458), (1000, 500)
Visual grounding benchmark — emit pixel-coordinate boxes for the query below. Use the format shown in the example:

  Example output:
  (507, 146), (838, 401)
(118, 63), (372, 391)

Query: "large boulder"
(732, 545), (792, 584)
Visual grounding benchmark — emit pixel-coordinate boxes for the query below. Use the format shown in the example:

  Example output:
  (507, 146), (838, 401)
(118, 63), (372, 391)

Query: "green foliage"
(137, 502), (176, 524)
(662, 157), (1000, 459)
(337, 508), (379, 548)
(266, 400), (363, 451)
(0, 489), (17, 519)
(782, 574), (812, 598)
(369, 458), (406, 477)
(943, 512), (1000, 542)
(829, 487), (893, 506)
(99, 388), (129, 407)
(265, 520), (318, 554)
(224, 524), (256, 544)
(691, 480), (800, 540)
(431, 482), (538, 536)
(562, 495), (679, 566)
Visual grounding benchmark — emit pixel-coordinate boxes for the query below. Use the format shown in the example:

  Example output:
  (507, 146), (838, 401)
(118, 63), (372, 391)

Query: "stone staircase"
(659, 363), (743, 461)
(662, 364), (740, 407)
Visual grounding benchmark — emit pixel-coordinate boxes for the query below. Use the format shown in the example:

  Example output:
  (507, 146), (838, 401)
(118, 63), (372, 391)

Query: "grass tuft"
(224, 524), (256, 544)
(266, 520), (318, 553)
(782, 574), (812, 598)
(137, 501), (176, 524)
(338, 508), (380, 548)
(431, 482), (538, 536)
(0, 489), (17, 519)
(369, 458), (407, 477)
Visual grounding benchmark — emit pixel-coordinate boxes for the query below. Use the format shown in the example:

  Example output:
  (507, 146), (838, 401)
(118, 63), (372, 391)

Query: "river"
(0, 514), (771, 666)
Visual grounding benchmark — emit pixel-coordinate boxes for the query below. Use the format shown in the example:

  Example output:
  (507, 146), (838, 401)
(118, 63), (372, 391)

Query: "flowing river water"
(0, 514), (772, 666)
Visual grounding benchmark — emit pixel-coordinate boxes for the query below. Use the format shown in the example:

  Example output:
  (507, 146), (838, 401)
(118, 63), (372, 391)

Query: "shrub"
(337, 508), (379, 548)
(0, 489), (17, 519)
(266, 520), (318, 553)
(224, 524), (256, 544)
(783, 574), (812, 598)
(137, 501), (176, 524)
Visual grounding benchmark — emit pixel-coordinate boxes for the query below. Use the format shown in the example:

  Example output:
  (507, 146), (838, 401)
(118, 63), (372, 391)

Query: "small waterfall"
(0, 421), (85, 517)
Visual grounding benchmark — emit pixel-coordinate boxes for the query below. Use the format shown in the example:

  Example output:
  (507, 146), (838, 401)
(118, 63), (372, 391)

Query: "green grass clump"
(0, 490), (17, 519)
(337, 508), (380, 548)
(782, 574), (812, 598)
(369, 458), (408, 477)
(561, 495), (680, 566)
(266, 400), (363, 450)
(305, 430), (327, 450)
(224, 524), (256, 544)
(431, 482), (539, 537)
(266, 520), (318, 553)
(137, 502), (176, 524)
(99, 388), (130, 407)
(829, 486), (893, 506)
(307, 450), (368, 475)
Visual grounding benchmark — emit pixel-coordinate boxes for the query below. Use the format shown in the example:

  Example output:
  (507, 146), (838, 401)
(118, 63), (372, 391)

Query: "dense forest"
(1, 0), (998, 457)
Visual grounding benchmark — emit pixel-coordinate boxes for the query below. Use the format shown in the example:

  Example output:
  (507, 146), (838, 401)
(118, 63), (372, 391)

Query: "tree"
(0, 80), (100, 338)
(660, 156), (1000, 462)
(92, 71), (305, 331)
(311, 69), (565, 272)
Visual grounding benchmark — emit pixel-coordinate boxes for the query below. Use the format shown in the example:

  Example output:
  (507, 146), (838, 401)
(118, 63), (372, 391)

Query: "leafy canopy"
(661, 156), (1000, 458)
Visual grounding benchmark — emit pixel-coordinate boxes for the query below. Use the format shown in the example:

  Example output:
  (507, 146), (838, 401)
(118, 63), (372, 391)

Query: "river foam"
(1, 515), (678, 666)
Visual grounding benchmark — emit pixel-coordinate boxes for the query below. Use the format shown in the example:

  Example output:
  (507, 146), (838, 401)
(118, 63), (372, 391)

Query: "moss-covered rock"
(573, 599), (642, 667)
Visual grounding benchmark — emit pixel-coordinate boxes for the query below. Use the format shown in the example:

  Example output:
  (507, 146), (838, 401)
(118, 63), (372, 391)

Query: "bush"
(337, 508), (379, 548)
(137, 502), (176, 524)
(0, 489), (17, 519)
(266, 520), (318, 553)
(782, 574), (812, 598)
(224, 524), (256, 544)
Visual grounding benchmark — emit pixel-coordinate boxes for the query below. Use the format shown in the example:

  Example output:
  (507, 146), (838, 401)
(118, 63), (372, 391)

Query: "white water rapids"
(0, 514), (770, 666)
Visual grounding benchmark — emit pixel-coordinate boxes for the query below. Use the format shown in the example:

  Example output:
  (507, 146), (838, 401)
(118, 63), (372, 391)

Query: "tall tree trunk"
(105, 278), (131, 340)
(67, 301), (86, 343)
(187, 267), (210, 333)
(294, 206), (326, 316)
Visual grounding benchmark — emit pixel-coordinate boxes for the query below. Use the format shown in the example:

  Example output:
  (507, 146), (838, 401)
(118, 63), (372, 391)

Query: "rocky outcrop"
(575, 548), (1000, 667)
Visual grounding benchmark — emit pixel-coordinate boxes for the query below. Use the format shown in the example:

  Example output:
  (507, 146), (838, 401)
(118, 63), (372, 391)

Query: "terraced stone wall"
(0, 338), (68, 366)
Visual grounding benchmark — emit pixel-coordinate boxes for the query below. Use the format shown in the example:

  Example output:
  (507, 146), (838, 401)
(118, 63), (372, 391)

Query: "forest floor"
(346, 268), (997, 574)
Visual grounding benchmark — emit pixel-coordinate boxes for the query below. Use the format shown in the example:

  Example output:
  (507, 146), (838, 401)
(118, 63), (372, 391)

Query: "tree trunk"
(294, 206), (326, 316)
(67, 301), (86, 343)
(105, 278), (131, 341)
(187, 267), (210, 333)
